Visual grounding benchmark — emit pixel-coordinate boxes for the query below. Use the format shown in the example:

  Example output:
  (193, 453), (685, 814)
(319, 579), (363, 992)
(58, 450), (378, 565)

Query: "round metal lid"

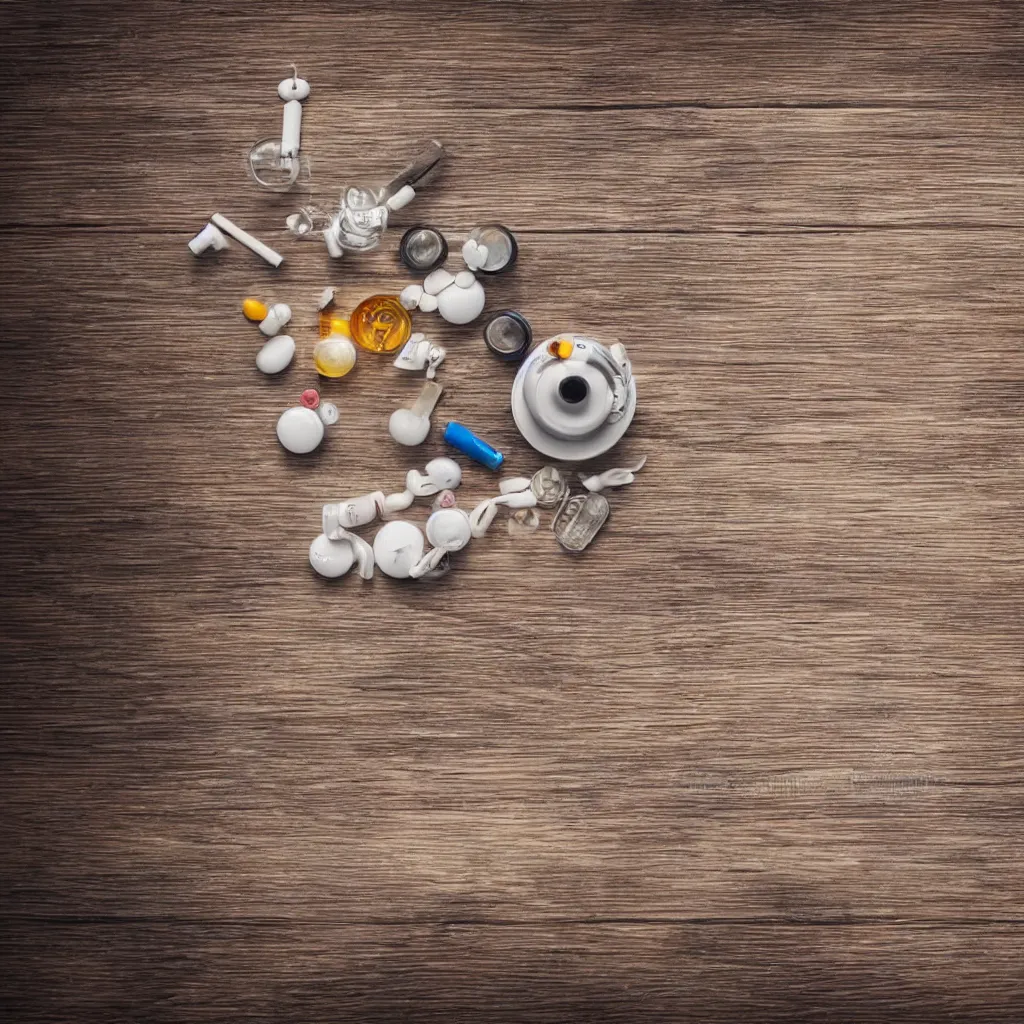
(483, 310), (532, 361)
(399, 225), (448, 274)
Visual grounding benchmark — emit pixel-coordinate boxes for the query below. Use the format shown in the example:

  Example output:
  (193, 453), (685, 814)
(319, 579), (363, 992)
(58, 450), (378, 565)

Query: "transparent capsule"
(551, 492), (609, 552)
(508, 507), (540, 537)
(530, 466), (568, 508)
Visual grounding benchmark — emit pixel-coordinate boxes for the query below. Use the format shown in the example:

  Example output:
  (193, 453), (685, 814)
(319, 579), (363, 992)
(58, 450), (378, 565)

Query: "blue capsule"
(443, 421), (504, 471)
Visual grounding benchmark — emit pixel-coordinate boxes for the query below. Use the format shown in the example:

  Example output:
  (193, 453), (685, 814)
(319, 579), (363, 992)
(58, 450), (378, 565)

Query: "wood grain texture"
(1, 1), (1022, 1022)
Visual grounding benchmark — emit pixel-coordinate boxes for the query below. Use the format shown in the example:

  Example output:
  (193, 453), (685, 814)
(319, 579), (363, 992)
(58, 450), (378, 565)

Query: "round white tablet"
(276, 406), (324, 454)
(372, 521), (425, 579)
(309, 534), (354, 578)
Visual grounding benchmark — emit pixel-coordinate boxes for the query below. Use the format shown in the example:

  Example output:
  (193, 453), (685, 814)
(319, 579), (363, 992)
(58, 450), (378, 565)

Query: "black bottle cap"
(483, 310), (532, 361)
(469, 224), (518, 275)
(399, 225), (448, 274)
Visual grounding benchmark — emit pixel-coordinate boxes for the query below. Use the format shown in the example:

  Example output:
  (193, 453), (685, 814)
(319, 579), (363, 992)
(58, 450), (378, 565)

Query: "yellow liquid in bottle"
(318, 311), (351, 340)
(349, 295), (412, 353)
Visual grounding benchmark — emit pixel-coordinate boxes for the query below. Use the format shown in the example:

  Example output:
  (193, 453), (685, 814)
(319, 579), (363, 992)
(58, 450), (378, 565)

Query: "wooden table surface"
(1, 2), (1022, 1021)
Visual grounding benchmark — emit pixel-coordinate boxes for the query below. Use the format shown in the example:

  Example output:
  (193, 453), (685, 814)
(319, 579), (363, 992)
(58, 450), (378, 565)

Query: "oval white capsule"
(256, 334), (295, 375)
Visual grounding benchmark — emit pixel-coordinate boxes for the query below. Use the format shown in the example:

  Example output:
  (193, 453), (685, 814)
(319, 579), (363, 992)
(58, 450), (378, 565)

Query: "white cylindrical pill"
(386, 185), (416, 211)
(500, 490), (538, 509)
(211, 214), (283, 268)
(259, 303), (292, 336)
(281, 99), (302, 158)
(323, 492), (384, 535)
(383, 490), (414, 513)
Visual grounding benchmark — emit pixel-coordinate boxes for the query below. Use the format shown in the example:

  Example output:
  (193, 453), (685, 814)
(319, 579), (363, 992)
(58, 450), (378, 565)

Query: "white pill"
(424, 457), (462, 489)
(423, 268), (455, 295)
(461, 239), (488, 270)
(317, 401), (339, 426)
(323, 492), (385, 534)
(373, 520), (425, 579)
(317, 286), (336, 310)
(499, 476), (532, 494)
(385, 185), (416, 211)
(454, 270), (476, 288)
(426, 508), (472, 552)
(309, 533), (354, 578)
(276, 406), (325, 454)
(437, 279), (486, 324)
(418, 293), (439, 313)
(259, 303), (292, 337)
(278, 77), (311, 101)
(400, 284), (424, 309)
(255, 334), (295, 375)
(389, 408), (430, 446)
(281, 99), (302, 159)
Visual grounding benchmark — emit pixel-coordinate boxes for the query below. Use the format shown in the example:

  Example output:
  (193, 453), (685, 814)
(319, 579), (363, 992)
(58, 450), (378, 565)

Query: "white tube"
(187, 222), (228, 256)
(324, 221), (344, 259)
(210, 213), (283, 268)
(281, 99), (302, 159)
(385, 185), (416, 211)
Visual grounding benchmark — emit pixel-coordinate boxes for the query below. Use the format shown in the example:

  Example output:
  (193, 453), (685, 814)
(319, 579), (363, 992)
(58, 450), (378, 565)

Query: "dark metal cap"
(483, 310), (532, 361)
(399, 225), (448, 274)
(468, 224), (518, 275)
